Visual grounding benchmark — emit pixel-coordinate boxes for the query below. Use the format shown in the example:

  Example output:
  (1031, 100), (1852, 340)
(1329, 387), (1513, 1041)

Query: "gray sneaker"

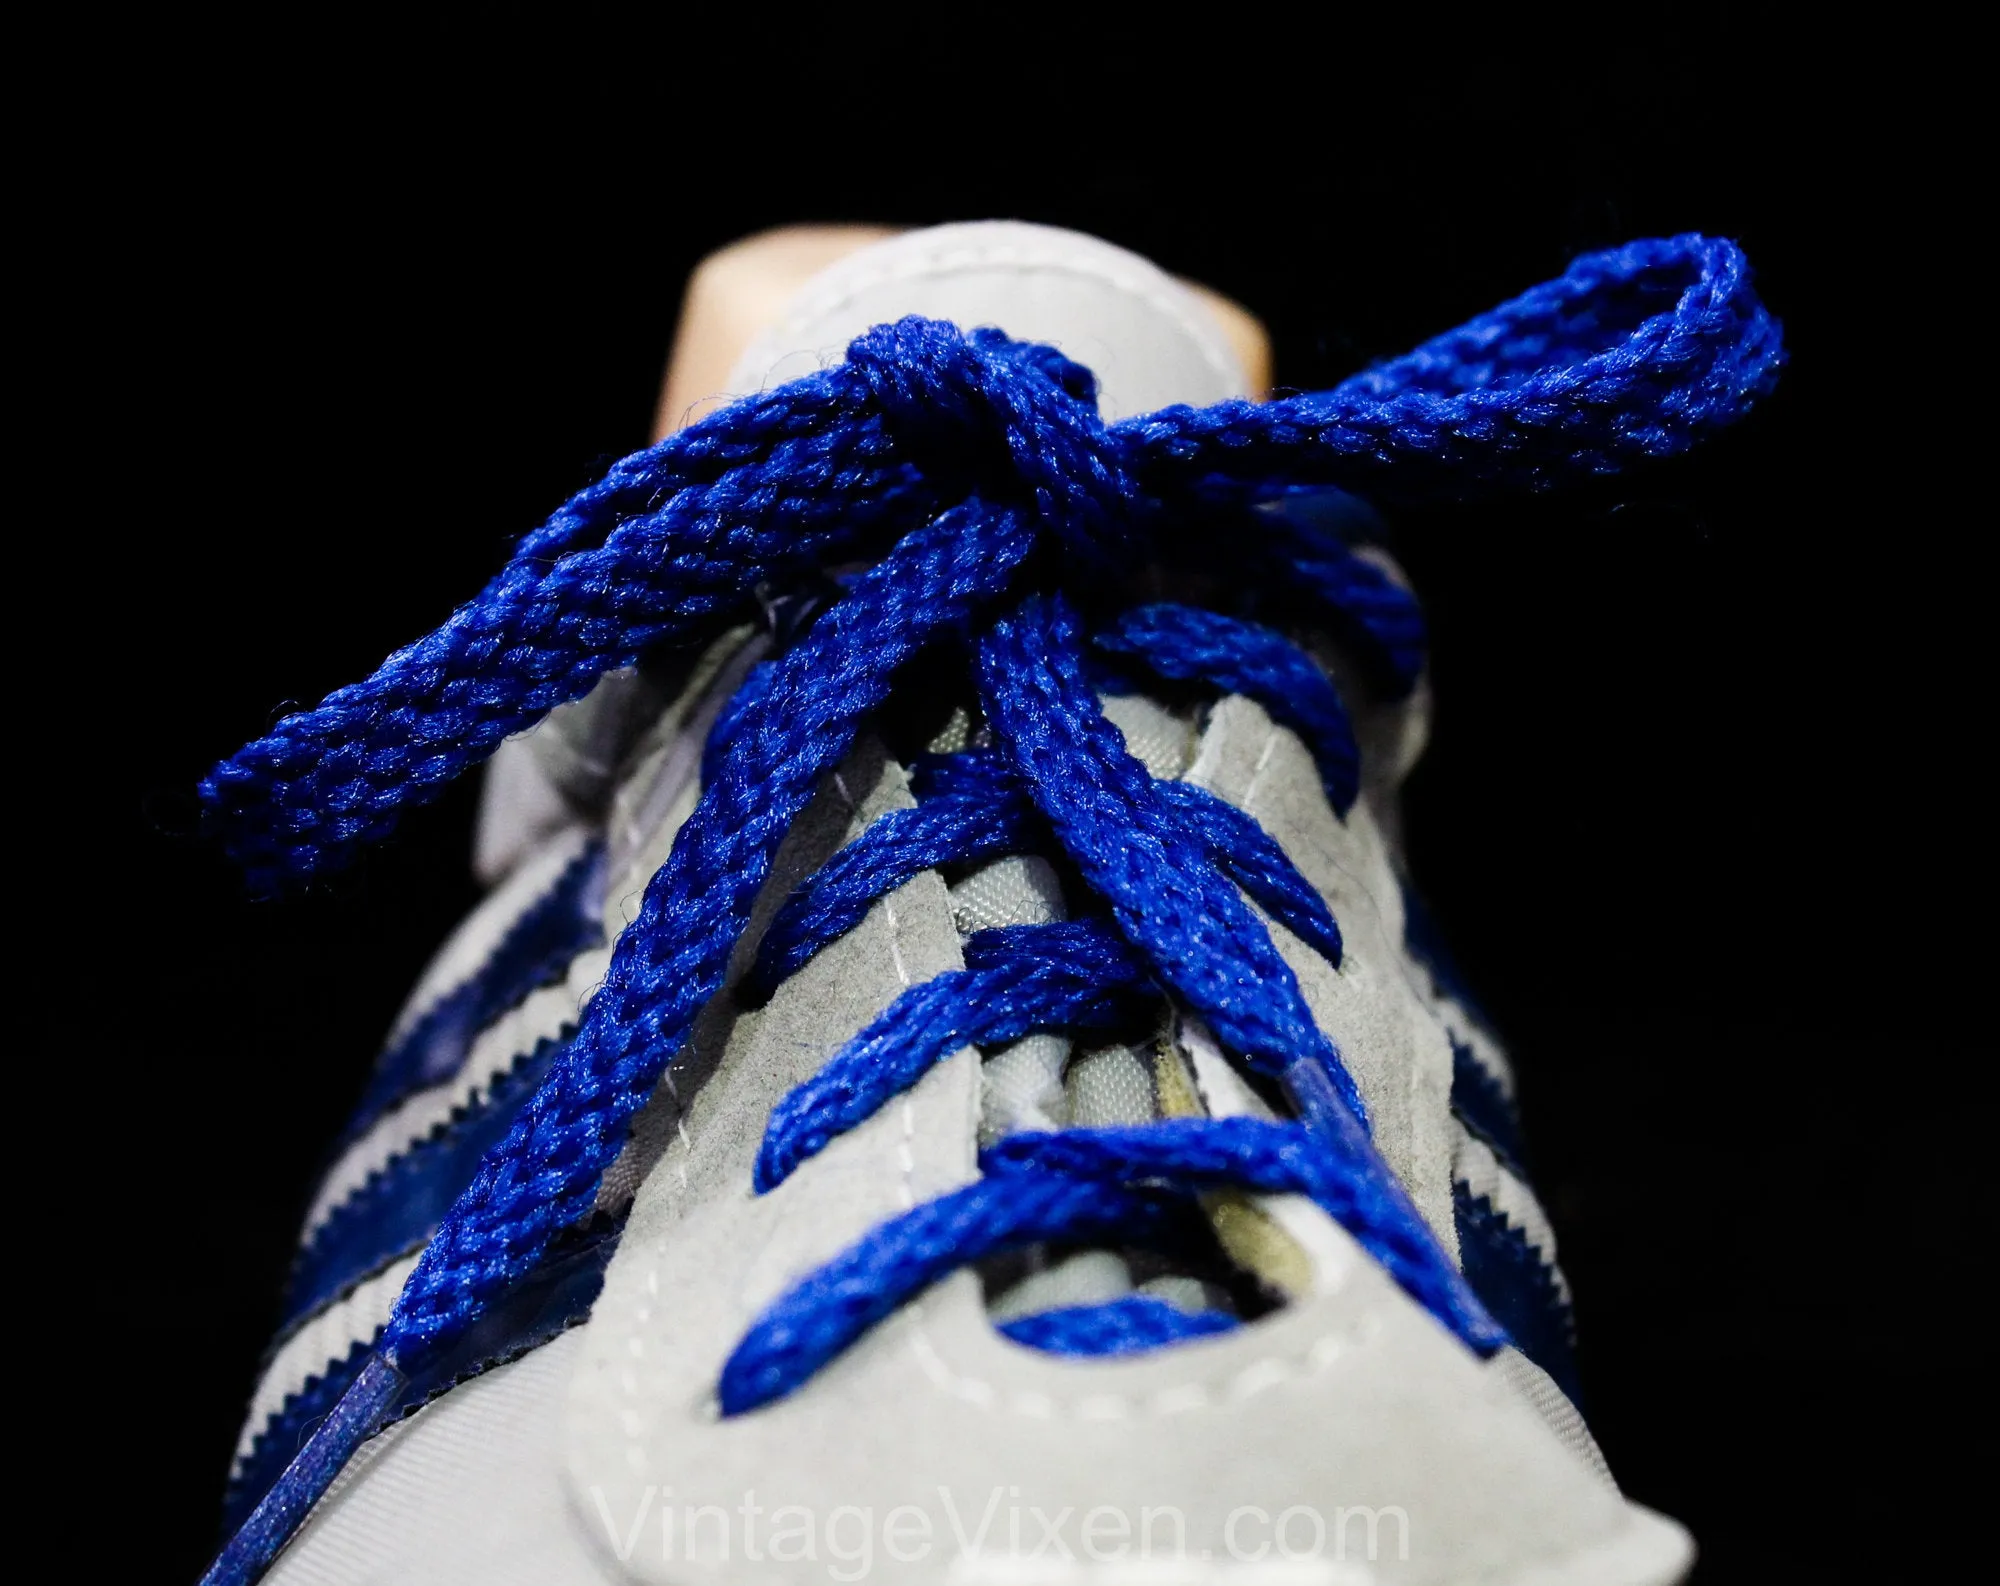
(209, 219), (1782, 1586)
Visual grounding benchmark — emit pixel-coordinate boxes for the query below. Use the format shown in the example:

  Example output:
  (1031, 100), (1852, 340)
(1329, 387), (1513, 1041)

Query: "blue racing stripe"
(284, 1034), (571, 1327)
(1450, 1038), (1529, 1175)
(342, 842), (604, 1142)
(1454, 1182), (1581, 1407)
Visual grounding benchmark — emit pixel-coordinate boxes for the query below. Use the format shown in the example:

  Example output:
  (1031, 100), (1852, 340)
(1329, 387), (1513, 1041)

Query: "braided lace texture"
(198, 235), (1782, 1582)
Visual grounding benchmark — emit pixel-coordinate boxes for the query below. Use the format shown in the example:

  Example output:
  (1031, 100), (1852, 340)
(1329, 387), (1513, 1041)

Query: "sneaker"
(201, 219), (1782, 1585)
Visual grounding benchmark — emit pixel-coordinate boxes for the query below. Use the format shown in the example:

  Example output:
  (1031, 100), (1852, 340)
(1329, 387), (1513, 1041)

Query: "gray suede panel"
(563, 705), (1687, 1586)
(1185, 694), (1461, 1254)
(569, 1181), (1682, 1586)
(603, 627), (767, 908)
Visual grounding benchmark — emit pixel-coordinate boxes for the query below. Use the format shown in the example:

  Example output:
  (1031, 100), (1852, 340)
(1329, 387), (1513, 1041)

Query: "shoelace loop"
(201, 234), (1782, 895)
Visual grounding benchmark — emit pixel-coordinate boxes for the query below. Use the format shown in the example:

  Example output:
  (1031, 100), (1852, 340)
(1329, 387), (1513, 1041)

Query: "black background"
(32, 30), (1971, 1584)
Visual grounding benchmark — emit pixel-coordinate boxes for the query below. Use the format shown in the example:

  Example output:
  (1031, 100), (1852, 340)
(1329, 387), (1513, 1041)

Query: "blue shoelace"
(198, 234), (1782, 1586)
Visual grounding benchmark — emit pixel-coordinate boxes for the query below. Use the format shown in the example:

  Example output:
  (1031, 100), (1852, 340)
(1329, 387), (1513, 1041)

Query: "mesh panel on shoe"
(1065, 1043), (1158, 1126)
(948, 853), (1064, 936)
(978, 1035), (1071, 1145)
(940, 699), (1246, 1335)
(1138, 1274), (1233, 1314)
(1099, 692), (1193, 780)
(987, 1250), (1134, 1323)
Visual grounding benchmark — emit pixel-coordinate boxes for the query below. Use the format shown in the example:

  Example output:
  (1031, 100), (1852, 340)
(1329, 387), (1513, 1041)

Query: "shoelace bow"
(199, 235), (1782, 1585)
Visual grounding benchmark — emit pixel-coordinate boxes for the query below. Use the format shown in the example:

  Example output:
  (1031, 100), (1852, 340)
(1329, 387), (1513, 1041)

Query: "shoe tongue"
(725, 221), (1251, 422)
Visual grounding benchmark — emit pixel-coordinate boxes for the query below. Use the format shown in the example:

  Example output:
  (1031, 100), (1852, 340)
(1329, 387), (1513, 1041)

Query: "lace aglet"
(199, 1354), (406, 1586)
